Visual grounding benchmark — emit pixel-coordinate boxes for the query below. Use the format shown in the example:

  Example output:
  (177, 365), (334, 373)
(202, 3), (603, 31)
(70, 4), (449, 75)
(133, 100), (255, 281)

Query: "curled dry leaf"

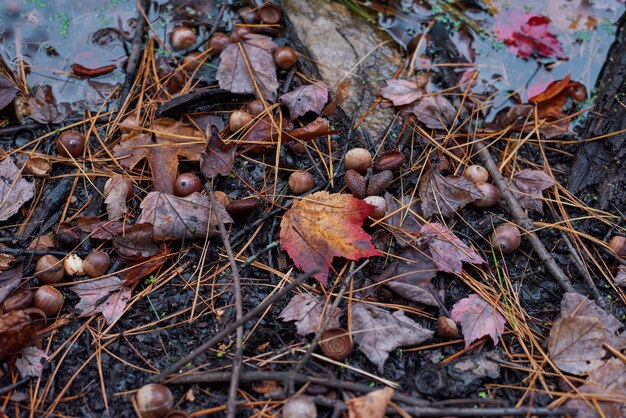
(615, 266), (626, 287)
(380, 75), (429, 107)
(16, 346), (47, 378)
(200, 125), (236, 179)
(0, 157), (35, 221)
(279, 293), (341, 336)
(451, 294), (506, 348)
(16, 153), (51, 177)
(419, 222), (485, 274)
(412, 95), (457, 130)
(509, 169), (554, 214)
(0, 244), (16, 270)
(279, 191), (380, 286)
(113, 118), (204, 194)
(104, 174), (133, 220)
(0, 265), (22, 305)
(217, 33), (278, 101)
(27, 85), (70, 124)
(138, 192), (233, 240)
(0, 76), (16, 112)
(0, 309), (44, 361)
(352, 303), (434, 372)
(280, 83), (329, 118)
(71, 276), (131, 325)
(347, 387), (394, 418)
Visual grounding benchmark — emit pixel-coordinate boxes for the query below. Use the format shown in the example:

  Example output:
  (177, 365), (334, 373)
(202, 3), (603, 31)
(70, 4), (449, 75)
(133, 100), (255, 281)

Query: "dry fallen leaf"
(113, 223), (163, 261)
(420, 222), (485, 274)
(0, 309), (44, 361)
(0, 157), (35, 221)
(280, 192), (380, 286)
(380, 75), (429, 107)
(451, 294), (506, 348)
(412, 96), (457, 129)
(113, 118), (204, 194)
(0, 244), (16, 271)
(347, 387), (394, 418)
(383, 193), (423, 245)
(509, 169), (554, 214)
(138, 192), (232, 240)
(200, 125), (236, 179)
(0, 76), (16, 112)
(280, 83), (329, 118)
(494, 12), (566, 59)
(352, 303), (434, 372)
(71, 276), (131, 325)
(0, 264), (21, 303)
(279, 293), (341, 336)
(217, 33), (278, 101)
(104, 174), (132, 220)
(16, 346), (47, 378)
(27, 85), (70, 124)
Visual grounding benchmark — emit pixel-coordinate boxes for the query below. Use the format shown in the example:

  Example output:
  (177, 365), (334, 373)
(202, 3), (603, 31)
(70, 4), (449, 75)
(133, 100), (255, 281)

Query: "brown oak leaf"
(71, 276), (131, 325)
(112, 118), (204, 194)
(380, 75), (429, 107)
(420, 222), (485, 274)
(0, 157), (35, 221)
(347, 387), (394, 418)
(352, 303), (433, 372)
(200, 125), (236, 179)
(451, 294), (506, 348)
(217, 33), (278, 101)
(509, 169), (554, 214)
(104, 174), (132, 220)
(279, 192), (380, 286)
(280, 83), (329, 118)
(279, 293), (341, 336)
(412, 96), (457, 129)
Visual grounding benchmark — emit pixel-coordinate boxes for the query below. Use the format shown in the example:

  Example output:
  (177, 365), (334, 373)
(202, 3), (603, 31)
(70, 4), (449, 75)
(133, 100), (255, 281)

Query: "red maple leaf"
(451, 294), (506, 348)
(494, 12), (566, 60)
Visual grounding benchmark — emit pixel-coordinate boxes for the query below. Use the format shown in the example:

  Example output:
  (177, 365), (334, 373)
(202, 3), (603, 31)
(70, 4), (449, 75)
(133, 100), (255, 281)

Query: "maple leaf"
(112, 118), (204, 194)
(279, 192), (380, 286)
(16, 346), (47, 377)
(451, 294), (506, 348)
(217, 33), (279, 101)
(138, 192), (232, 240)
(352, 303), (433, 372)
(0, 76), (16, 112)
(71, 276), (131, 325)
(372, 245), (439, 306)
(27, 85), (70, 124)
(347, 387), (394, 418)
(279, 293), (341, 336)
(280, 83), (329, 118)
(380, 75), (429, 107)
(494, 12), (566, 59)
(419, 159), (483, 218)
(420, 222), (485, 274)
(200, 125), (237, 179)
(0, 157), (35, 221)
(509, 169), (554, 214)
(412, 96), (457, 130)
(104, 174), (132, 220)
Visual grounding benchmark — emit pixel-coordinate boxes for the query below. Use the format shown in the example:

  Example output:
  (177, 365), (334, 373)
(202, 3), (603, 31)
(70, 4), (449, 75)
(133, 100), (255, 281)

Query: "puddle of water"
(358, 0), (624, 119)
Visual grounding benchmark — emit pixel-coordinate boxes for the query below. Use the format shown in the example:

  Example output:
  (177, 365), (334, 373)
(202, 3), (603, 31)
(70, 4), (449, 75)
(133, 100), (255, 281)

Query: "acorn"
(229, 110), (253, 132)
(366, 170), (393, 196)
(472, 182), (500, 208)
(226, 197), (260, 218)
(491, 223), (521, 254)
(274, 46), (297, 70)
(230, 26), (252, 43)
(136, 383), (174, 418)
(319, 327), (353, 361)
(169, 26), (196, 50)
(63, 254), (84, 276)
(364, 196), (387, 220)
(207, 32), (231, 55)
(567, 84), (587, 102)
(259, 3), (282, 24)
(174, 173), (202, 197)
(609, 236), (626, 258)
(344, 148), (372, 174)
(36, 255), (65, 284)
(238, 6), (260, 24)
(2, 290), (33, 312)
(463, 165), (489, 183)
(246, 99), (266, 116)
(33, 285), (64, 317)
(282, 394), (316, 418)
(374, 150), (405, 172)
(181, 51), (205, 72)
(56, 130), (86, 158)
(437, 316), (459, 338)
(344, 169), (367, 199)
(83, 251), (111, 277)
(288, 171), (315, 194)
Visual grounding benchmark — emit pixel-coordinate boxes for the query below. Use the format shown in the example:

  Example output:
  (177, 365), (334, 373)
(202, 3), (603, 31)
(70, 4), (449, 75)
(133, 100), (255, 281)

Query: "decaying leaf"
(0, 309), (45, 361)
(419, 159), (483, 218)
(347, 387), (394, 418)
(16, 346), (47, 378)
(27, 85), (70, 124)
(113, 118), (204, 194)
(0, 264), (22, 304)
(383, 193), (422, 245)
(352, 303), (434, 372)
(16, 153), (51, 177)
(71, 276), (131, 325)
(138, 192), (232, 240)
(0, 76), (16, 112)
(280, 83), (329, 118)
(412, 96), (457, 130)
(0, 157), (35, 221)
(280, 192), (380, 286)
(451, 294), (506, 348)
(372, 245), (439, 306)
(217, 33), (278, 101)
(494, 12), (566, 59)
(118, 254), (168, 285)
(200, 125), (236, 179)
(420, 223), (485, 274)
(113, 223), (162, 260)
(104, 174), (132, 220)
(0, 244), (16, 270)
(615, 266), (626, 287)
(381, 76), (429, 107)
(279, 293), (341, 336)
(509, 169), (554, 214)
(76, 217), (125, 240)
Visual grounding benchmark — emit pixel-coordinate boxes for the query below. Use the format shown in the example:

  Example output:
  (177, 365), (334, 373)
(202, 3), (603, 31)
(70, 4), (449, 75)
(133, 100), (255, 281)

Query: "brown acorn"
(374, 150), (405, 172)
(226, 198), (260, 218)
(83, 251), (111, 277)
(136, 383), (173, 418)
(174, 173), (202, 197)
(36, 255), (65, 284)
(230, 26), (252, 43)
(472, 182), (500, 208)
(609, 236), (626, 258)
(463, 165), (489, 183)
(437, 316), (458, 338)
(344, 148), (372, 174)
(207, 32), (231, 55)
(259, 3), (282, 24)
(319, 328), (353, 361)
(169, 26), (196, 50)
(274, 46), (297, 70)
(33, 285), (64, 317)
(364, 196), (387, 220)
(2, 290), (33, 312)
(344, 169), (367, 199)
(56, 130), (86, 158)
(491, 223), (521, 254)
(288, 171), (315, 194)
(366, 170), (393, 196)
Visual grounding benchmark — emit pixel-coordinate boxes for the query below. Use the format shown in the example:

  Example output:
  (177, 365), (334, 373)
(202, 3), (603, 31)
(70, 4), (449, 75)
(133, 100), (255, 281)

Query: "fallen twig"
(119, 0), (151, 103)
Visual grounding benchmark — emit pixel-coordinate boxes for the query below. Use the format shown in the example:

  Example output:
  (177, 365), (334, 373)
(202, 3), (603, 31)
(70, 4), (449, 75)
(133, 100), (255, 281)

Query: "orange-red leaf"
(280, 192), (380, 286)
